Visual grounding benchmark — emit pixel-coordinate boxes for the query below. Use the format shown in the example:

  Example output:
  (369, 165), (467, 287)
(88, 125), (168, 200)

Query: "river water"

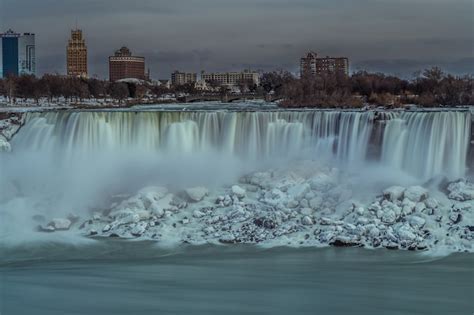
(1, 241), (472, 315)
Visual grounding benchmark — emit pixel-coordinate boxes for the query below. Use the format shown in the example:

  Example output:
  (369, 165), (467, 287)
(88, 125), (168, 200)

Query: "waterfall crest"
(12, 110), (472, 180)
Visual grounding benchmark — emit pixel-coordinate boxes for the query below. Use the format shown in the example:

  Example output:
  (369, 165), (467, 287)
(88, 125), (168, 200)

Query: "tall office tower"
(0, 29), (36, 78)
(67, 29), (88, 77)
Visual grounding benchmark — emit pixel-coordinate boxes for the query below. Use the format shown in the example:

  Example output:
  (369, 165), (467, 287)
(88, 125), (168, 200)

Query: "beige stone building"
(66, 29), (88, 77)
(171, 71), (197, 86)
(201, 70), (260, 87)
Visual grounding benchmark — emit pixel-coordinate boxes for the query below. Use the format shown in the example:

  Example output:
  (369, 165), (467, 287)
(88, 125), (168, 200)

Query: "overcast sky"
(1, 0), (473, 79)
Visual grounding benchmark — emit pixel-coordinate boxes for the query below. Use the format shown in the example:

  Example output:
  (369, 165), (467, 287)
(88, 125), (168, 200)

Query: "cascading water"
(10, 109), (472, 180)
(381, 111), (471, 179)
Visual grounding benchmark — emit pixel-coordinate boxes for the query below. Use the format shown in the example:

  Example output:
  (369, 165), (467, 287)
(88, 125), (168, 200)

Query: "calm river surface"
(0, 241), (473, 315)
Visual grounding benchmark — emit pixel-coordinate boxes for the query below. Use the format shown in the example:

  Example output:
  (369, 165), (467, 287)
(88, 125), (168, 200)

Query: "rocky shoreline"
(32, 161), (474, 253)
(0, 112), (23, 152)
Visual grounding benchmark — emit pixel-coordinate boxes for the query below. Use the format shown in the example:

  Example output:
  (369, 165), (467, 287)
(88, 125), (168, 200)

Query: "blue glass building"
(0, 29), (35, 78)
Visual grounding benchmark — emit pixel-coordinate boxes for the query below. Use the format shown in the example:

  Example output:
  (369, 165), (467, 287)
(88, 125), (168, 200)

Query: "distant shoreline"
(1, 103), (472, 114)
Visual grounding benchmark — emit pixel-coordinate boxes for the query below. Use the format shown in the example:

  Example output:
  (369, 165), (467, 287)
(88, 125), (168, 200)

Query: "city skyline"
(1, 0), (473, 79)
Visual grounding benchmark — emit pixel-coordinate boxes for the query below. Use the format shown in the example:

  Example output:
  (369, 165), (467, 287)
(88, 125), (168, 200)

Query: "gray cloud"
(1, 0), (473, 79)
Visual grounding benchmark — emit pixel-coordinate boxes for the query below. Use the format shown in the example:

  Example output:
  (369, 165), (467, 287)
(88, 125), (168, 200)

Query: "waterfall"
(381, 111), (471, 179)
(11, 109), (472, 180)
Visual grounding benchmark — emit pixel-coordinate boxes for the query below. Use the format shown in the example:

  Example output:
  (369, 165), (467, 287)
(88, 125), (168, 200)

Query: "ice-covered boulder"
(287, 199), (299, 208)
(131, 222), (147, 237)
(138, 186), (169, 208)
(309, 196), (323, 209)
(424, 197), (439, 209)
(383, 186), (405, 202)
(309, 173), (336, 192)
(409, 216), (426, 229)
(185, 186), (209, 202)
(447, 180), (474, 201)
(404, 186), (428, 202)
(287, 183), (310, 201)
(149, 203), (164, 218)
(0, 135), (11, 152)
(49, 218), (72, 230)
(302, 216), (313, 225)
(395, 224), (417, 242)
(378, 209), (397, 224)
(262, 188), (286, 206)
(231, 185), (246, 199)
(193, 209), (206, 218)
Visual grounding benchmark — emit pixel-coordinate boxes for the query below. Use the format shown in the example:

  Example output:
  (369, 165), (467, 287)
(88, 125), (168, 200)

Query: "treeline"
(1, 67), (472, 107)
(0, 74), (174, 105)
(261, 67), (474, 107)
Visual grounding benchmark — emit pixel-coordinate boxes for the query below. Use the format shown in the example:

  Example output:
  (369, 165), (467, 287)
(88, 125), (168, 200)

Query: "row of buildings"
(1, 28), (350, 86)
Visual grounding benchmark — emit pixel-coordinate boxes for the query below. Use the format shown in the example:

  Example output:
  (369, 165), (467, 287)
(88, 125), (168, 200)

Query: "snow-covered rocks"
(0, 135), (11, 152)
(185, 186), (209, 202)
(39, 218), (72, 232)
(67, 160), (473, 253)
(231, 185), (246, 199)
(447, 180), (474, 201)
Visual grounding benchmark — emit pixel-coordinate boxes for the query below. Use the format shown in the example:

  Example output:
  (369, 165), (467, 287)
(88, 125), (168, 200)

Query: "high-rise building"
(201, 70), (260, 87)
(171, 71), (197, 86)
(67, 29), (88, 77)
(109, 46), (146, 82)
(300, 51), (349, 77)
(0, 29), (36, 78)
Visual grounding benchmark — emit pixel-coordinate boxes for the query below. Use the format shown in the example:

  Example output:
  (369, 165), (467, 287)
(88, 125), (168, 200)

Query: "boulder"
(395, 224), (417, 242)
(149, 204), (164, 218)
(309, 174), (336, 192)
(409, 216), (426, 229)
(231, 185), (246, 199)
(378, 209), (397, 224)
(185, 186), (209, 202)
(309, 196), (323, 209)
(449, 213), (462, 224)
(39, 225), (55, 232)
(320, 217), (334, 225)
(383, 186), (405, 202)
(424, 197), (439, 209)
(287, 199), (299, 208)
(193, 209), (206, 218)
(404, 186), (428, 202)
(287, 183), (310, 201)
(49, 218), (72, 230)
(300, 208), (313, 216)
(447, 180), (474, 201)
(131, 222), (147, 237)
(302, 216), (313, 225)
(330, 237), (361, 247)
